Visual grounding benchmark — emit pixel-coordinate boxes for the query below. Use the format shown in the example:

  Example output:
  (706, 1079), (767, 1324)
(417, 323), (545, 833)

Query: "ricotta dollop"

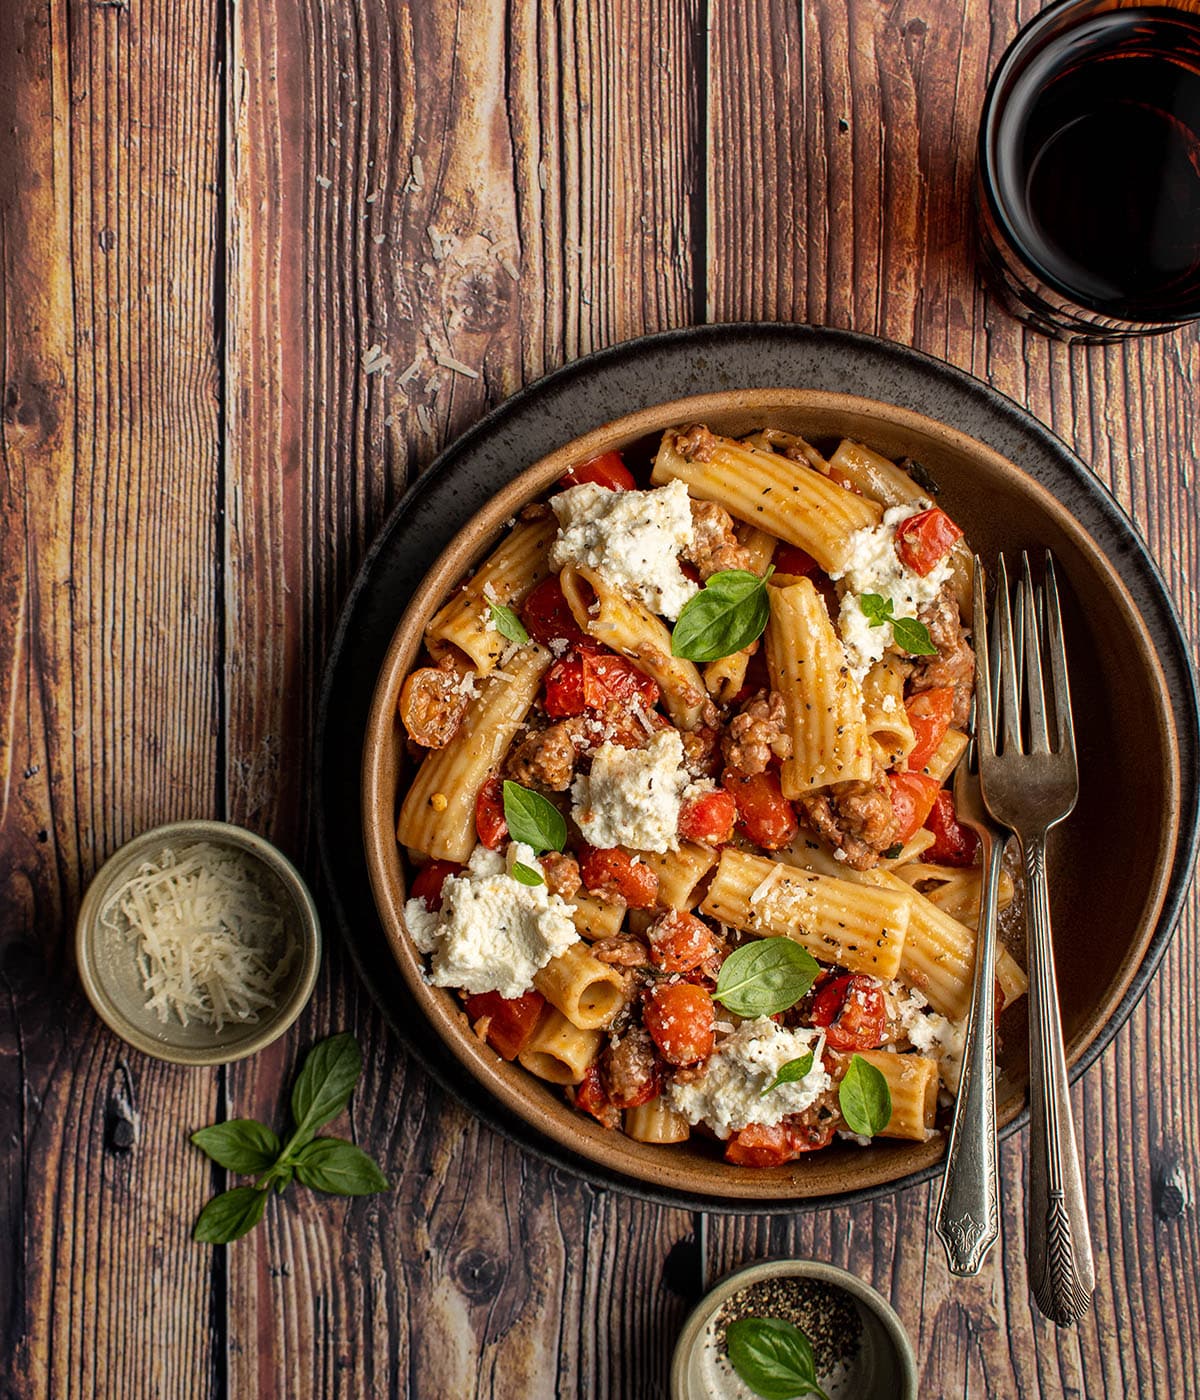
(667, 1017), (831, 1139)
(571, 729), (690, 853)
(888, 982), (966, 1093)
(832, 502), (953, 681)
(403, 843), (579, 998)
(549, 479), (698, 620)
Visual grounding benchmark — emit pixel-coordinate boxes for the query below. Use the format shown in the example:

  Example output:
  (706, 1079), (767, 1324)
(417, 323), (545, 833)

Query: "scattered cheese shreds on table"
(99, 843), (295, 1031)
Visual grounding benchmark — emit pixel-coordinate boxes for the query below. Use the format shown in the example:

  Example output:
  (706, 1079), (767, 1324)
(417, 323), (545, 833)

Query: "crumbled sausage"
(721, 690), (793, 775)
(681, 724), (722, 778)
(591, 935), (652, 968)
(673, 423), (718, 462)
(797, 765), (899, 870)
(398, 660), (473, 749)
(909, 584), (975, 727)
(603, 1027), (662, 1109)
(540, 851), (581, 900)
(507, 719), (586, 791)
(683, 501), (751, 580)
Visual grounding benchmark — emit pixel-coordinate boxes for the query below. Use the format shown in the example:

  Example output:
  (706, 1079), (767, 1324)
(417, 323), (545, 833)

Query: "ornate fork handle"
(1022, 832), (1095, 1325)
(935, 828), (1003, 1273)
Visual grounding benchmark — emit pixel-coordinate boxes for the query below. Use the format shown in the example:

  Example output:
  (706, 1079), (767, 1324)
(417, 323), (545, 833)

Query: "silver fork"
(934, 556), (1010, 1275)
(976, 550), (1095, 1326)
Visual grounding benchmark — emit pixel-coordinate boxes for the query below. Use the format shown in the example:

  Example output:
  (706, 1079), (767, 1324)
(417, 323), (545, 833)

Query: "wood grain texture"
(2, 0), (1198, 1395)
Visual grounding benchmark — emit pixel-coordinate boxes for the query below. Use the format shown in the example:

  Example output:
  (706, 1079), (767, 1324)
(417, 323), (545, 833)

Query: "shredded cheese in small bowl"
(77, 821), (321, 1065)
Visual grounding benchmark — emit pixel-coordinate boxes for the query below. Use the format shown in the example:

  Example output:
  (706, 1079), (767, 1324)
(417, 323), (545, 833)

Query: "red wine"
(986, 6), (1200, 325)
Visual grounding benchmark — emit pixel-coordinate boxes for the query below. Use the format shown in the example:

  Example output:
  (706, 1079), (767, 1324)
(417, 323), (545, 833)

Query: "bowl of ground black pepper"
(671, 1258), (917, 1400)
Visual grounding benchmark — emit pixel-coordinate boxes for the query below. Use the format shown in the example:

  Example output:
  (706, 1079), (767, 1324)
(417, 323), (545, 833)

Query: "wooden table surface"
(3, 0), (1198, 1396)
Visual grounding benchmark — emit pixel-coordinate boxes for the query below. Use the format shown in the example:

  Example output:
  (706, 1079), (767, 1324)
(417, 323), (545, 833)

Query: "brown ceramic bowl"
(362, 389), (1181, 1201)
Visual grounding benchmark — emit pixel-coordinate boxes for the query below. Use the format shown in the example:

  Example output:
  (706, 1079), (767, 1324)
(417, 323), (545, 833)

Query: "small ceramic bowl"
(76, 820), (321, 1066)
(671, 1259), (918, 1400)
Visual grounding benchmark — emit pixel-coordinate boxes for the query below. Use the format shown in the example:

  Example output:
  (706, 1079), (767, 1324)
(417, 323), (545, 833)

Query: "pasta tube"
(517, 1007), (603, 1085)
(533, 943), (626, 1029)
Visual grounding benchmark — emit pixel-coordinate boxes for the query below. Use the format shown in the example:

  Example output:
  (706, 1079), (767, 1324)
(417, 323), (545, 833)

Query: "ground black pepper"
(712, 1276), (862, 1378)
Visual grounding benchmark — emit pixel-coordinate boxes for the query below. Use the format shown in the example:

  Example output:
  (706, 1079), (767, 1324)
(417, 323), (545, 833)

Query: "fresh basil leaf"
(713, 938), (820, 1017)
(293, 1138), (390, 1196)
(670, 567), (773, 662)
(510, 861), (544, 887)
(192, 1186), (268, 1245)
(725, 1316), (829, 1400)
(288, 1033), (363, 1149)
(881, 843), (904, 860)
(489, 602), (529, 646)
(859, 592), (894, 627)
(760, 1051), (815, 1097)
(502, 781), (567, 854)
(838, 1054), (893, 1137)
(191, 1119), (281, 1175)
(890, 615), (937, 656)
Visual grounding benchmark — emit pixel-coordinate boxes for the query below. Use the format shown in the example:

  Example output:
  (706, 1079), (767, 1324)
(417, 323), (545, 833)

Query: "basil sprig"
(489, 602), (529, 645)
(726, 1316), (830, 1400)
(760, 1051), (815, 1097)
(191, 1033), (389, 1244)
(510, 861), (545, 887)
(713, 938), (819, 1017)
(838, 1053), (892, 1137)
(858, 593), (936, 656)
(670, 567), (773, 662)
(502, 780), (567, 853)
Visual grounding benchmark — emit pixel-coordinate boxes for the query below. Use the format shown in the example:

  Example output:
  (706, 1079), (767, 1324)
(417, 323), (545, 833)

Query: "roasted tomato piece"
(463, 989), (546, 1061)
(895, 507), (964, 576)
(474, 774), (508, 849)
(724, 1116), (836, 1166)
(772, 544), (820, 577)
(409, 860), (461, 913)
(643, 983), (715, 1065)
(574, 1062), (621, 1129)
(647, 910), (719, 975)
(520, 576), (592, 650)
(722, 769), (798, 851)
(924, 789), (980, 866)
(558, 450), (636, 492)
(543, 656), (587, 717)
(583, 652), (659, 711)
(809, 973), (887, 1051)
(888, 772), (942, 845)
(677, 787), (737, 845)
(904, 687), (955, 771)
(579, 845), (659, 909)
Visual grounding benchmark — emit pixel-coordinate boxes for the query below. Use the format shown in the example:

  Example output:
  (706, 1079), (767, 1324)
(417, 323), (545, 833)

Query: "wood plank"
(223, 1), (704, 1395)
(0, 0), (225, 1394)
(707, 1), (1200, 1396)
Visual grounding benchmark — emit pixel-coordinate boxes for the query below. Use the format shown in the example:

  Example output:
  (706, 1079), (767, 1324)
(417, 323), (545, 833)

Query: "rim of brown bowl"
(362, 388), (1181, 1201)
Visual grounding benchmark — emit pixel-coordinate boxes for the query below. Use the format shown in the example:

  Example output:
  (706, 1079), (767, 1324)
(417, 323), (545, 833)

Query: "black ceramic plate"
(316, 323), (1200, 1214)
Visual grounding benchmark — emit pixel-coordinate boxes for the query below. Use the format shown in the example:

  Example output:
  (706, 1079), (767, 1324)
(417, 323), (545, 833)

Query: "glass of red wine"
(977, 0), (1200, 340)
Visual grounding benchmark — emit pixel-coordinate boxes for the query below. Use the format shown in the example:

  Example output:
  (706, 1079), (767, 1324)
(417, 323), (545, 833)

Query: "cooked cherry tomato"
(409, 860), (461, 912)
(520, 576), (592, 649)
(677, 787), (738, 845)
(722, 769), (798, 850)
(475, 775), (508, 849)
(772, 544), (820, 577)
(810, 973), (887, 1051)
(924, 789), (980, 866)
(724, 1117), (836, 1166)
(905, 687), (956, 771)
(643, 983), (715, 1065)
(895, 507), (964, 576)
(583, 653), (659, 710)
(463, 989), (545, 1061)
(579, 845), (659, 908)
(888, 771), (942, 844)
(543, 656), (587, 717)
(647, 911), (720, 975)
(573, 1062), (621, 1128)
(558, 450), (636, 492)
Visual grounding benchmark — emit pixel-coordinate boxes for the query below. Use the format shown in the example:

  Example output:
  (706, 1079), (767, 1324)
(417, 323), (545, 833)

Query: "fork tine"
(1043, 551), (1076, 762)
(993, 554), (1022, 755)
(1022, 552), (1051, 755)
(972, 556), (994, 765)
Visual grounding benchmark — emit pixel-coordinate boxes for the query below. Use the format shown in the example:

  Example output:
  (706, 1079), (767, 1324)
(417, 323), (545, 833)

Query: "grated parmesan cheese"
(99, 844), (295, 1031)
